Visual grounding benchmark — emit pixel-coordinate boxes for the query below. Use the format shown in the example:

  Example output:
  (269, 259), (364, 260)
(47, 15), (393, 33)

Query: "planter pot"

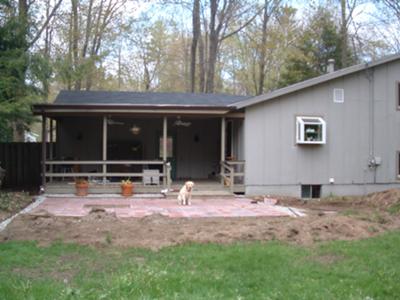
(75, 182), (89, 196)
(121, 184), (133, 197)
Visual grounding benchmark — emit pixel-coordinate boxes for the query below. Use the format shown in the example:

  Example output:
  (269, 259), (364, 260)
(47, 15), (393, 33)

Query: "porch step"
(45, 183), (165, 195)
(45, 182), (240, 196)
(166, 190), (233, 199)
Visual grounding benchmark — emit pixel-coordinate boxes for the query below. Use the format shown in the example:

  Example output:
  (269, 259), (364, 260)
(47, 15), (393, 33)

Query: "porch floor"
(45, 179), (245, 195)
(29, 197), (303, 218)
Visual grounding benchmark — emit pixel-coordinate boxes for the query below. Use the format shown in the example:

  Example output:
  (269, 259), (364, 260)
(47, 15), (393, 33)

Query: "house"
(33, 53), (400, 198)
(234, 53), (400, 198)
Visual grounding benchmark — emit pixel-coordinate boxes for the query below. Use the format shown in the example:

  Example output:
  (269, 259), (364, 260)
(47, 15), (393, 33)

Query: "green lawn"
(1, 232), (400, 300)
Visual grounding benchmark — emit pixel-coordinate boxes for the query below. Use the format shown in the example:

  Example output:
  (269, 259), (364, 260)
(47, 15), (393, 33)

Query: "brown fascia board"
(32, 103), (234, 115)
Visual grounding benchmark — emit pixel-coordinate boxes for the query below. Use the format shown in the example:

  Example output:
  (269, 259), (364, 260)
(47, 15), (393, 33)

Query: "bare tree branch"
(219, 6), (263, 42)
(28, 0), (63, 48)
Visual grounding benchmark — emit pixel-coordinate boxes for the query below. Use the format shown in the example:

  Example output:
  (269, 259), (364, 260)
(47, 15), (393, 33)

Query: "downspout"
(366, 65), (377, 183)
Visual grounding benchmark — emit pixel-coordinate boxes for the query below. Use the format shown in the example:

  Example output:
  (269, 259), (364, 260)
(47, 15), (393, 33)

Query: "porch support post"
(41, 115), (47, 187)
(220, 117), (226, 185)
(163, 116), (167, 187)
(102, 116), (107, 184)
(49, 119), (54, 182)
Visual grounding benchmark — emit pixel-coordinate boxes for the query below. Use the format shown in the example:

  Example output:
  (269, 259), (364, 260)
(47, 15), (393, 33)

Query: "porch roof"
(32, 90), (250, 115)
(33, 90), (250, 116)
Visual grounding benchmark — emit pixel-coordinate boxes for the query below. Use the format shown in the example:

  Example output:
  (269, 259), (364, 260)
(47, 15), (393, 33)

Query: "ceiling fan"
(174, 116), (191, 127)
(107, 118), (124, 125)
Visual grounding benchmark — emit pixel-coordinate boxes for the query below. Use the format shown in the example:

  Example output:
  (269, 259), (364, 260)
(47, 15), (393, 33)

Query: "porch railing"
(44, 160), (172, 189)
(220, 160), (245, 193)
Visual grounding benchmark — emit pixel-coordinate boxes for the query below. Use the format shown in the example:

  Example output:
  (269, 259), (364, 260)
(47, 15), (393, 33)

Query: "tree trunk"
(13, 0), (29, 142)
(205, 0), (218, 93)
(12, 123), (25, 142)
(82, 0), (94, 60)
(190, 0), (200, 92)
(257, 1), (270, 95)
(18, 0), (28, 33)
(67, 9), (73, 90)
(143, 59), (151, 91)
(198, 32), (206, 93)
(71, 0), (81, 90)
(118, 45), (122, 89)
(340, 0), (348, 68)
(43, 0), (51, 101)
(204, 0), (258, 93)
(205, 33), (218, 93)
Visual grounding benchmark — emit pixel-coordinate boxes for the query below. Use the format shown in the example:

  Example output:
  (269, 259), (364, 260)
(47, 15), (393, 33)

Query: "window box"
(296, 116), (326, 144)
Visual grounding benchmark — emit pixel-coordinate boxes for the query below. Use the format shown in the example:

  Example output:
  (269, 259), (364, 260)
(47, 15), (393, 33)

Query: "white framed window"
(333, 88), (344, 103)
(296, 116), (326, 144)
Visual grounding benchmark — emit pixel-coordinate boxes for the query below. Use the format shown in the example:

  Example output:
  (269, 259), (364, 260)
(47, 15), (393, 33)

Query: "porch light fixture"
(130, 124), (141, 135)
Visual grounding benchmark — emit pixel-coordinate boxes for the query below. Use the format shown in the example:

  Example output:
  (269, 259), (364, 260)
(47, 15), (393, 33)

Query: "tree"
(54, 0), (127, 91)
(339, 0), (356, 67)
(204, 0), (260, 93)
(220, 5), (298, 95)
(127, 20), (168, 91)
(373, 0), (400, 52)
(125, 19), (191, 92)
(278, 6), (351, 88)
(184, 0), (261, 93)
(0, 0), (61, 141)
(256, 0), (281, 95)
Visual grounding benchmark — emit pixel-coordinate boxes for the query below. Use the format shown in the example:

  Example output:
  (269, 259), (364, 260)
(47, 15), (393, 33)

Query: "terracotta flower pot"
(75, 181), (89, 196)
(121, 183), (133, 197)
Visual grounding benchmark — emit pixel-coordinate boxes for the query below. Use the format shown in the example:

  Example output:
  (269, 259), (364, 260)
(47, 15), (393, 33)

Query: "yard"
(0, 189), (400, 299)
(0, 233), (400, 299)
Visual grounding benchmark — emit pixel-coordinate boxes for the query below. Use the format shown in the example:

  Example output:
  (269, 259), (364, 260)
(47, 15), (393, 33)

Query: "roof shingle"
(55, 90), (250, 107)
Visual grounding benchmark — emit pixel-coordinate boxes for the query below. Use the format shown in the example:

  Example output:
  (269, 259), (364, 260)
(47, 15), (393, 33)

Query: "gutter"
(32, 104), (235, 116)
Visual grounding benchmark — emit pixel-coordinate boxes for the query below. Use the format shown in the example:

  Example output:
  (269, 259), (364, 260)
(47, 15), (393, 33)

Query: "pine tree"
(278, 7), (353, 88)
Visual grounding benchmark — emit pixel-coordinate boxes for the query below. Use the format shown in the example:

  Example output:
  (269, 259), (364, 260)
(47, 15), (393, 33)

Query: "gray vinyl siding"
(232, 119), (245, 160)
(245, 60), (400, 197)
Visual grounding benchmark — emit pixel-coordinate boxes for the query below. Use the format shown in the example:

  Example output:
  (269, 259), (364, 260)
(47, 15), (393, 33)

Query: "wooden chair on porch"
(143, 169), (160, 186)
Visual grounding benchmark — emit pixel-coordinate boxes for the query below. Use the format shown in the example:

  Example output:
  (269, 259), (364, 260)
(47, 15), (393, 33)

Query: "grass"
(387, 203), (400, 215)
(1, 232), (400, 299)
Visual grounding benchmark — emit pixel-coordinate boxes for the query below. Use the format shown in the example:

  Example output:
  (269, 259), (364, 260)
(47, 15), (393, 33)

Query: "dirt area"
(1, 189), (400, 250)
(0, 191), (35, 222)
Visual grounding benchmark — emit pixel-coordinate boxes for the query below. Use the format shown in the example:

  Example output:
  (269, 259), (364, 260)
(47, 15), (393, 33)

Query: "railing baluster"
(44, 160), (168, 184)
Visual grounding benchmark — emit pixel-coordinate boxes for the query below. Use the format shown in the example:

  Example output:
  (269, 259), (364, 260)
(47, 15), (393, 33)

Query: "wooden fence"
(0, 143), (52, 189)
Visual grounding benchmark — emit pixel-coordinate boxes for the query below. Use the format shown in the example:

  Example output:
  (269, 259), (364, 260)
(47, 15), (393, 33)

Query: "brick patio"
(29, 196), (305, 218)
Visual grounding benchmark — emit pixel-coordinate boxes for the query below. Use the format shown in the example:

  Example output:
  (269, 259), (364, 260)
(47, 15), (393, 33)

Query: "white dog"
(177, 181), (194, 205)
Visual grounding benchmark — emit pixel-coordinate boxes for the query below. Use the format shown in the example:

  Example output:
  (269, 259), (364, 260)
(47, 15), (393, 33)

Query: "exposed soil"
(0, 191), (35, 222)
(1, 189), (400, 250)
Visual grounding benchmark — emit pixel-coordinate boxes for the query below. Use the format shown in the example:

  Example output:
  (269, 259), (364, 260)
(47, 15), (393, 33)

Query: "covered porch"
(35, 108), (245, 195)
